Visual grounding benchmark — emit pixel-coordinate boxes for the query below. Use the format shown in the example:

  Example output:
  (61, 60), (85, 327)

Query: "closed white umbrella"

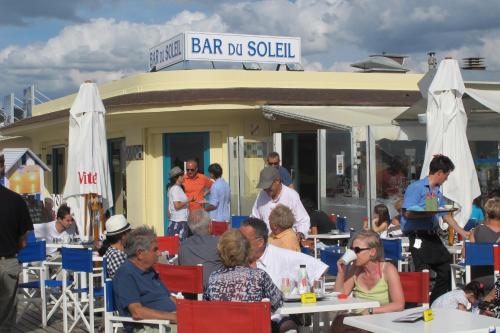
(62, 82), (113, 240)
(420, 59), (480, 227)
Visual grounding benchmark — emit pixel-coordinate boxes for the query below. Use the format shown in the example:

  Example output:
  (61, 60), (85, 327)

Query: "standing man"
(205, 163), (230, 222)
(0, 151), (34, 332)
(251, 167), (310, 239)
(182, 159), (212, 212)
(401, 155), (467, 303)
(267, 152), (294, 188)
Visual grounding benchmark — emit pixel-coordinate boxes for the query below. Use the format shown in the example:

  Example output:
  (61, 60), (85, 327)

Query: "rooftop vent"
(351, 53), (409, 73)
(462, 57), (486, 70)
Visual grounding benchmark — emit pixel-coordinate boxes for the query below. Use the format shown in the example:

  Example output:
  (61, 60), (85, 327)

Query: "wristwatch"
(368, 308), (374, 315)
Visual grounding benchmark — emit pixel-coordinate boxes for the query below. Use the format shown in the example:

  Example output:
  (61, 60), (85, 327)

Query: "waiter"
(401, 155), (467, 303)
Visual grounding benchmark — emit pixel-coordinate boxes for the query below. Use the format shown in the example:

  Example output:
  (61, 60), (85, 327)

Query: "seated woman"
(363, 204), (390, 236)
(205, 229), (288, 332)
(386, 198), (403, 238)
(333, 230), (405, 332)
(469, 197), (500, 291)
(97, 214), (131, 279)
(268, 204), (300, 251)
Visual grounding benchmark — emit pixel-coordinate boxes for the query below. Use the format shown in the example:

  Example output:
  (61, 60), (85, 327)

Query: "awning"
(262, 105), (408, 129)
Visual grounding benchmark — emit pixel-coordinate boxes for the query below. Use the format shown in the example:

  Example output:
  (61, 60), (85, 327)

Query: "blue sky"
(1, 0), (500, 100)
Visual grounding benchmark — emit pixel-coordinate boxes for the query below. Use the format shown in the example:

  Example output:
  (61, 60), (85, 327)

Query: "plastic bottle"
(298, 264), (310, 294)
(488, 326), (496, 333)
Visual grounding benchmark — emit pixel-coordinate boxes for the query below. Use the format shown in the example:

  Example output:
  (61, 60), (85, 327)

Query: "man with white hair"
(0, 151), (34, 332)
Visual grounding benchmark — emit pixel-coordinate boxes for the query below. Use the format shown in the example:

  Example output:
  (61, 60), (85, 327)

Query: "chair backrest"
(230, 215), (248, 229)
(319, 249), (343, 276)
(177, 299), (271, 333)
(155, 263), (203, 295)
(209, 221), (229, 236)
(26, 230), (37, 243)
(157, 235), (180, 255)
(382, 238), (403, 261)
(399, 270), (429, 305)
(494, 245), (500, 276)
(464, 242), (497, 266)
(18, 240), (46, 263)
(104, 278), (116, 313)
(61, 247), (93, 272)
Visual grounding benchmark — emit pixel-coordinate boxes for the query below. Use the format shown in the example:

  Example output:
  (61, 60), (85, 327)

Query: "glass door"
(107, 138), (127, 216)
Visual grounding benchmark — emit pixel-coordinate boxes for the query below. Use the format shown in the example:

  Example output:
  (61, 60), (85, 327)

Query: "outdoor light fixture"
(418, 113), (427, 124)
(262, 111), (276, 121)
(242, 62), (261, 70)
(285, 63), (304, 71)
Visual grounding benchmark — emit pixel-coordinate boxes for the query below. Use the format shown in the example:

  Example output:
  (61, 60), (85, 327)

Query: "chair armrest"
(109, 315), (170, 325)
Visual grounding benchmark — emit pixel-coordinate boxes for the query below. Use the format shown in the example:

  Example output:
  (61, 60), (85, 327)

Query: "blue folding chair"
(231, 215), (248, 229)
(382, 238), (406, 271)
(103, 279), (172, 333)
(61, 247), (105, 333)
(319, 249), (343, 276)
(18, 240), (63, 327)
(450, 241), (498, 289)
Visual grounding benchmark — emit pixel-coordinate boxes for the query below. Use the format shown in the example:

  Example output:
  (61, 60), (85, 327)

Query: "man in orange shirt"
(183, 159), (212, 211)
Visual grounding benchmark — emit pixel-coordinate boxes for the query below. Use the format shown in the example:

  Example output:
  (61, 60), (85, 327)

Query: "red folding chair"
(177, 299), (271, 333)
(155, 263), (204, 300)
(209, 221), (229, 236)
(157, 235), (180, 263)
(399, 269), (430, 307)
(494, 244), (500, 285)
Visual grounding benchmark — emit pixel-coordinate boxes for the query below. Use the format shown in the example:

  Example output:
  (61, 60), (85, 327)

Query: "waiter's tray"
(407, 207), (458, 214)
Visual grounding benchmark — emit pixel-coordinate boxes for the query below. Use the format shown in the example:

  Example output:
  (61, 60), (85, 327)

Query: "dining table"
(343, 307), (500, 333)
(277, 294), (379, 333)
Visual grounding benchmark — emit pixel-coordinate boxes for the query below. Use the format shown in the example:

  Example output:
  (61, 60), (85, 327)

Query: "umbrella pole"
(84, 194), (89, 238)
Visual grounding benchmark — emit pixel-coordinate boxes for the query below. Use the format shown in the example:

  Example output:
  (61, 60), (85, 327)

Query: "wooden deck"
(15, 301), (103, 333)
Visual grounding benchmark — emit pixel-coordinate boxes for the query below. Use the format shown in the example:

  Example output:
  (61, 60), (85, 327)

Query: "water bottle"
(298, 264), (310, 294)
(343, 216), (348, 233)
(488, 326), (496, 333)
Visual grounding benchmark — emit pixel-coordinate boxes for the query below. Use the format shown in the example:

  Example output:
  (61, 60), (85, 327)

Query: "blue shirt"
(400, 177), (446, 233)
(278, 166), (292, 186)
(113, 260), (176, 330)
(470, 204), (485, 223)
(208, 178), (231, 221)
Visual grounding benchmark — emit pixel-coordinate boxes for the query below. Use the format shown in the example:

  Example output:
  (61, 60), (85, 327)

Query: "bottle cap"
(300, 264), (306, 268)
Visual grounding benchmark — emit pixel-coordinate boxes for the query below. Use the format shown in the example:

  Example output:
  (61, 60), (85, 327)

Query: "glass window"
(108, 138), (127, 216)
(52, 147), (66, 194)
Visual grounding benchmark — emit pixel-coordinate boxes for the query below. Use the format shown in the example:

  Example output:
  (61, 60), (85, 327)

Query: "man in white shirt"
(251, 167), (310, 240)
(34, 204), (77, 256)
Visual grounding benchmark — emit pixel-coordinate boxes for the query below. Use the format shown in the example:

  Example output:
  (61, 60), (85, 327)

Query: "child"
(386, 198), (403, 238)
(363, 204), (390, 235)
(431, 281), (484, 310)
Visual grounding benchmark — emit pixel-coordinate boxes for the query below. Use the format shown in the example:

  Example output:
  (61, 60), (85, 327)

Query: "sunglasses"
(268, 162), (279, 166)
(350, 246), (371, 254)
(186, 168), (196, 172)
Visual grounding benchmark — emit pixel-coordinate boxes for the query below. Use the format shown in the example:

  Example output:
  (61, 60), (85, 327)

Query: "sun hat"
(169, 166), (184, 178)
(105, 214), (131, 236)
(256, 166), (280, 189)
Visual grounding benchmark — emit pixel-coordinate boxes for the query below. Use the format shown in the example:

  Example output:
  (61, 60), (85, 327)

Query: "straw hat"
(105, 214), (131, 236)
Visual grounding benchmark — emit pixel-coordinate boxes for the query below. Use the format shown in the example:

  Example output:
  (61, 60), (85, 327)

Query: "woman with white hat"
(167, 166), (191, 240)
(98, 214), (131, 278)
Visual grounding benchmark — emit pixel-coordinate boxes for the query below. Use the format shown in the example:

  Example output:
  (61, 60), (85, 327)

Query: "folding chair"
(157, 235), (180, 264)
(155, 263), (204, 300)
(230, 215), (248, 229)
(493, 244), (500, 285)
(61, 247), (105, 333)
(399, 269), (430, 308)
(17, 240), (65, 327)
(103, 279), (171, 333)
(451, 241), (497, 289)
(176, 299), (271, 333)
(319, 248), (343, 277)
(382, 238), (408, 272)
(209, 221), (229, 235)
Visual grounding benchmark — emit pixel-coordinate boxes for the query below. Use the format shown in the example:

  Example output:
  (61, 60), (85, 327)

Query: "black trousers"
(408, 232), (451, 304)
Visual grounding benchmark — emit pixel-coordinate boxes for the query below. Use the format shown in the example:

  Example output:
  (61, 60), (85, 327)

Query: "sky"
(1, 0), (500, 101)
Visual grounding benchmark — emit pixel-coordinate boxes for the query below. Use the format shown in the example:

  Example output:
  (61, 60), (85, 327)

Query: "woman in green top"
(333, 230), (405, 332)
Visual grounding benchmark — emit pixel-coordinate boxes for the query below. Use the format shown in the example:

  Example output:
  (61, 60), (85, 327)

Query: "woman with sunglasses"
(332, 230), (404, 332)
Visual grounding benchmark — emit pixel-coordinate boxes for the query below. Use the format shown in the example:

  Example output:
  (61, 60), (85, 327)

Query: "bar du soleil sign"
(149, 32), (301, 71)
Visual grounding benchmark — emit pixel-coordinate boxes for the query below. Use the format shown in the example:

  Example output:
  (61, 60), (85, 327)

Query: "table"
(277, 295), (379, 333)
(343, 308), (500, 333)
(308, 233), (351, 257)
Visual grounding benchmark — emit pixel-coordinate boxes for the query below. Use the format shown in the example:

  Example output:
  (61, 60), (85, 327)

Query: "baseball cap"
(169, 166), (184, 178)
(256, 166), (280, 189)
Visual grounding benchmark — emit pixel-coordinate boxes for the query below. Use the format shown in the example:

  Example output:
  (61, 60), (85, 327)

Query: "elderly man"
(0, 151), (34, 332)
(251, 166), (310, 239)
(268, 204), (300, 252)
(178, 210), (223, 289)
(267, 152), (293, 188)
(182, 159), (212, 212)
(113, 226), (177, 333)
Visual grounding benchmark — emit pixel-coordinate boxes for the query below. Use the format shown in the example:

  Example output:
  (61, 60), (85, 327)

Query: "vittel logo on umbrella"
(78, 171), (97, 185)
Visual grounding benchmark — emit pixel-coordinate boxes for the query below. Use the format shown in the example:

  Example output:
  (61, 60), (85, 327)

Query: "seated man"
(113, 226), (177, 333)
(178, 210), (223, 289)
(34, 203), (77, 257)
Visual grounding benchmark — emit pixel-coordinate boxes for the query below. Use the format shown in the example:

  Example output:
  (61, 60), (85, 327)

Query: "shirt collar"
(256, 245), (271, 268)
(423, 176), (441, 191)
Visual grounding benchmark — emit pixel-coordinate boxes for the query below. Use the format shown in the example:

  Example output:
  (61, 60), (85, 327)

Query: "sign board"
(149, 32), (301, 71)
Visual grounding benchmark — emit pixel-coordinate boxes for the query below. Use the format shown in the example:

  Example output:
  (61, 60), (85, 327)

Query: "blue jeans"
(166, 221), (189, 241)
